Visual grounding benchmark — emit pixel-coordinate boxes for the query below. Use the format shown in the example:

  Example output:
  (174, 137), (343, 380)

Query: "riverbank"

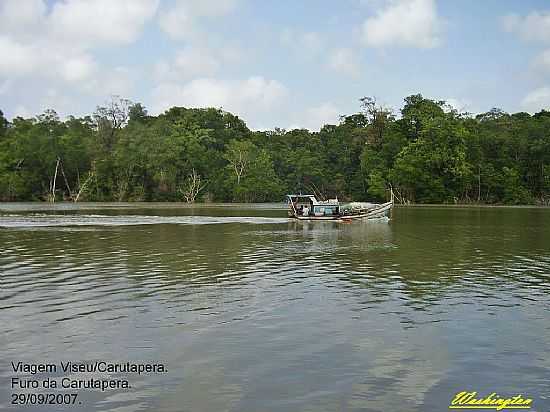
(1, 201), (549, 209)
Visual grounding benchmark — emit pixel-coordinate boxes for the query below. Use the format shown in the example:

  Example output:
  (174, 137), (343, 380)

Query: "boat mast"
(390, 186), (394, 220)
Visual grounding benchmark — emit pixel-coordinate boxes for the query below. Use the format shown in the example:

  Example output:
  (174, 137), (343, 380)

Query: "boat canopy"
(286, 194), (339, 206)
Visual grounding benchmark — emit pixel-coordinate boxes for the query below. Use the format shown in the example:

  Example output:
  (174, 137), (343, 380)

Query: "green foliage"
(366, 171), (386, 200)
(232, 150), (284, 202)
(1, 94), (549, 204)
(501, 167), (532, 205)
(0, 109), (8, 140)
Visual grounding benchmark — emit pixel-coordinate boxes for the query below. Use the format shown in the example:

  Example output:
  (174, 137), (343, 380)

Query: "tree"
(359, 96), (394, 147)
(390, 98), (471, 203)
(178, 168), (206, 203)
(0, 109), (8, 140)
(401, 94), (446, 141)
(233, 150), (283, 202)
(128, 103), (148, 124)
(1, 94), (548, 205)
(224, 140), (257, 186)
(93, 96), (132, 152)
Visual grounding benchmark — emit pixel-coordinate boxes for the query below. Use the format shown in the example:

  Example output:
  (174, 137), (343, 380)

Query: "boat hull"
(289, 201), (393, 221)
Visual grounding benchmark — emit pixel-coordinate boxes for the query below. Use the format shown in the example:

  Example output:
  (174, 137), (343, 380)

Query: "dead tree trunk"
(48, 158), (60, 203)
(73, 170), (95, 202)
(179, 168), (206, 203)
(59, 160), (74, 201)
(477, 164), (481, 203)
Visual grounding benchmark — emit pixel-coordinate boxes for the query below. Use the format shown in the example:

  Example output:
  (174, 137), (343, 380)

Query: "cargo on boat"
(286, 191), (393, 221)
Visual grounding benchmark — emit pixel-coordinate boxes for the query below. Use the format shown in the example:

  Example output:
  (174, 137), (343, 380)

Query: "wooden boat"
(286, 191), (394, 221)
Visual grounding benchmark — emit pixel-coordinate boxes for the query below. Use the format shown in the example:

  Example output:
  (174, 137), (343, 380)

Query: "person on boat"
(303, 205), (310, 217)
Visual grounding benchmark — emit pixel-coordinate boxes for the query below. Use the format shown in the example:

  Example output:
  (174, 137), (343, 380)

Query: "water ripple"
(1, 206), (549, 411)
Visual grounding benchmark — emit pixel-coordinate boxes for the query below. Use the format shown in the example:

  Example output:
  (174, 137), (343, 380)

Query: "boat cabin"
(287, 194), (340, 217)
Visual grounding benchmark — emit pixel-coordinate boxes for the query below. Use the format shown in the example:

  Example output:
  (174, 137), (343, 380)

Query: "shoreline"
(0, 201), (549, 210)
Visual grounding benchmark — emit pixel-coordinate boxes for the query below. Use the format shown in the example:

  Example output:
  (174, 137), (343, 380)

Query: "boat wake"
(0, 214), (291, 228)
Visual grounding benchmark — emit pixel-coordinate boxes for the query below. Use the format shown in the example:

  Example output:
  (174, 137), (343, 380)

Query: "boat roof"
(287, 194), (316, 202)
(286, 194), (339, 205)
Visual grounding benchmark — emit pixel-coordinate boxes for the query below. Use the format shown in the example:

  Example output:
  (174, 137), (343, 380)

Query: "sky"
(1, 0), (550, 130)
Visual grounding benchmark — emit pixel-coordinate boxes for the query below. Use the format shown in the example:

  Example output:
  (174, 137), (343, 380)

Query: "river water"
(1, 203), (549, 411)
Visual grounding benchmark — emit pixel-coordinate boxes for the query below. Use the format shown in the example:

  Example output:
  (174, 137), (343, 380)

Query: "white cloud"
(61, 54), (98, 83)
(154, 47), (221, 81)
(0, 0), (46, 38)
(444, 98), (471, 113)
(1, 0), (159, 49)
(502, 11), (550, 43)
(48, 0), (159, 48)
(521, 87), (550, 112)
(280, 29), (324, 57)
(158, 0), (238, 40)
(84, 66), (137, 97)
(327, 48), (360, 77)
(38, 89), (75, 115)
(0, 0), (158, 107)
(0, 36), (38, 76)
(183, 0), (239, 18)
(158, 6), (193, 39)
(361, 0), (442, 48)
(290, 103), (342, 131)
(151, 76), (288, 120)
(0, 35), (99, 84)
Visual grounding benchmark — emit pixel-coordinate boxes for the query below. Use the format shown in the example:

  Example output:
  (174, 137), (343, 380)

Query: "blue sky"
(1, 0), (550, 130)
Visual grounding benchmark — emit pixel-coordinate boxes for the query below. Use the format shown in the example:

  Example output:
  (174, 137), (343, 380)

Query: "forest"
(0, 94), (549, 205)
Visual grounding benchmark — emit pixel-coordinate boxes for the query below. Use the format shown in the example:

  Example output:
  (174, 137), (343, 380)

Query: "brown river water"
(1, 203), (549, 411)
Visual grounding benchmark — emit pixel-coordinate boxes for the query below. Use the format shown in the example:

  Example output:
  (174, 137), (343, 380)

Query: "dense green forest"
(0, 94), (549, 204)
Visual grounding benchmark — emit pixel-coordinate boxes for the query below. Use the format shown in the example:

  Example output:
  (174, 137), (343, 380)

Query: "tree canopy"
(1, 95), (549, 205)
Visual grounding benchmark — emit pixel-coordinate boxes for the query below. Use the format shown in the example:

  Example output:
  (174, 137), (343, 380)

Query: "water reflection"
(0, 205), (549, 411)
